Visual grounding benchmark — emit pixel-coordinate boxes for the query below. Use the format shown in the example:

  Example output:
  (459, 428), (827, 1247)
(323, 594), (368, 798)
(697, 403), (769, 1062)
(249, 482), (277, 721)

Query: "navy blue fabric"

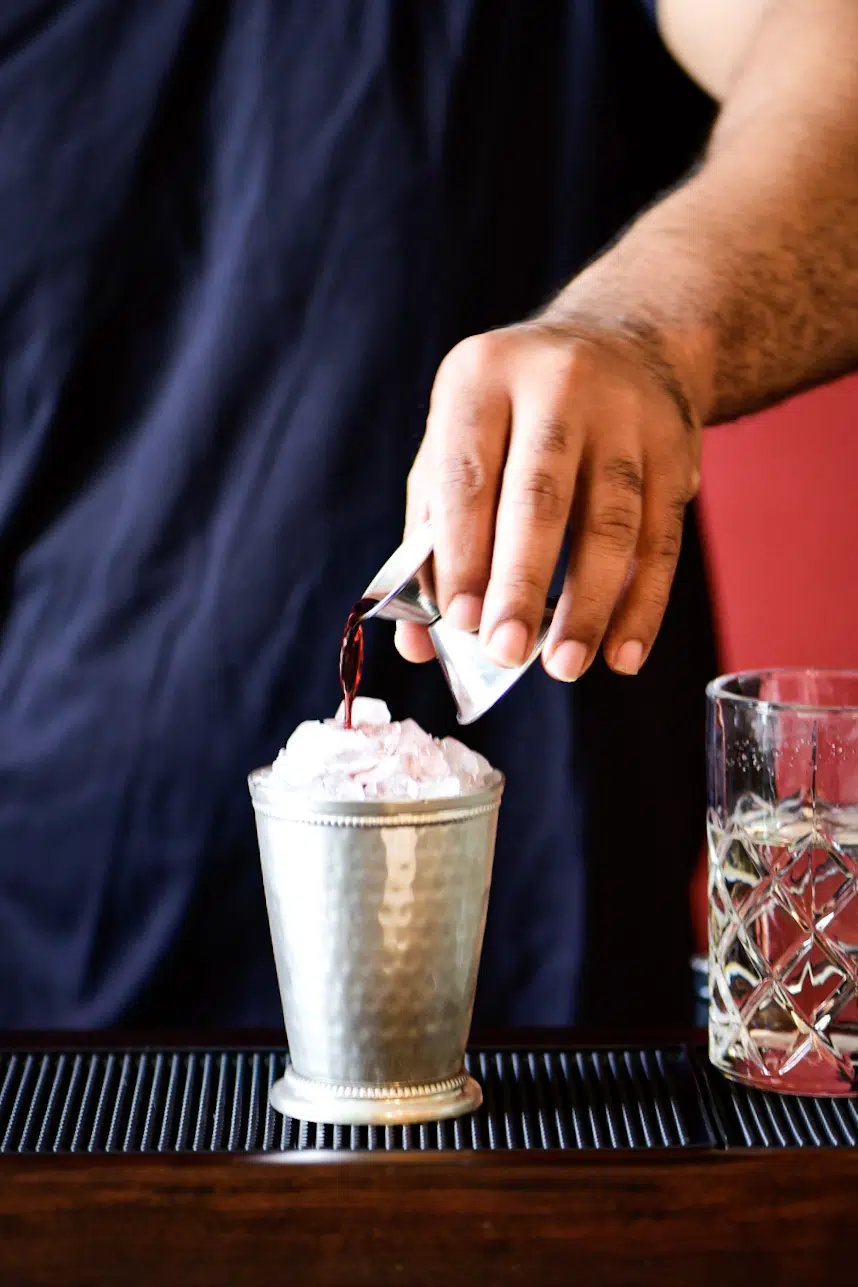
(0, 1), (714, 1030)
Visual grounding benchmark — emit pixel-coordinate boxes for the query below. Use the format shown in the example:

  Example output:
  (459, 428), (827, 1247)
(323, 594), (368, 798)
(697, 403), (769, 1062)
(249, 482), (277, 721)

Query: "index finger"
(425, 337), (510, 633)
(479, 400), (581, 667)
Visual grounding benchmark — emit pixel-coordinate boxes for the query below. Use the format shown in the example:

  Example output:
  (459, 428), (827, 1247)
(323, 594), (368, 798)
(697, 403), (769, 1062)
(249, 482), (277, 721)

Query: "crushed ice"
(270, 698), (494, 801)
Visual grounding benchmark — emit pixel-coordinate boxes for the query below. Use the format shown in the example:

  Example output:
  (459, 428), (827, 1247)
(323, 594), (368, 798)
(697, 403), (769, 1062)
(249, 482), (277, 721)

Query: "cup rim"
(706, 668), (858, 716)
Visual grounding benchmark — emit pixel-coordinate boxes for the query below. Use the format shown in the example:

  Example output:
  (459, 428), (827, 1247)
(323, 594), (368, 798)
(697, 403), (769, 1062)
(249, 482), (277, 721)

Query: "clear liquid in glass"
(708, 797), (858, 1095)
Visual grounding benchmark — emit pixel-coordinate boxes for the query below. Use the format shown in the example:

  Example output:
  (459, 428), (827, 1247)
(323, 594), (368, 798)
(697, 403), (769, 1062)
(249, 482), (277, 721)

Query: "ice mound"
(270, 698), (494, 801)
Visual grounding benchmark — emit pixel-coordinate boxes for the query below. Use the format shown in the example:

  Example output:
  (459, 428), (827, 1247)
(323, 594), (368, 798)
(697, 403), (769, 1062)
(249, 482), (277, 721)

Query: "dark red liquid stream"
(339, 597), (376, 729)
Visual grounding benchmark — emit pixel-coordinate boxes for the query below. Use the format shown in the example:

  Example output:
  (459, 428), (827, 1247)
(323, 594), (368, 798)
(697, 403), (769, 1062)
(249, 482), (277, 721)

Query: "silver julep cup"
(248, 767), (504, 1125)
(361, 522), (556, 724)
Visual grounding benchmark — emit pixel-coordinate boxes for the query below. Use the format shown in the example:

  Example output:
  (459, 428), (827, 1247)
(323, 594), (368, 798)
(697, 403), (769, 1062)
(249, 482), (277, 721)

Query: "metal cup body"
(248, 768), (503, 1123)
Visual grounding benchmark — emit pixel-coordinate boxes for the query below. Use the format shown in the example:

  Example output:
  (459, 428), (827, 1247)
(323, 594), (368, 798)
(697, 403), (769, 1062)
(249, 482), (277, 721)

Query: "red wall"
(691, 372), (858, 946)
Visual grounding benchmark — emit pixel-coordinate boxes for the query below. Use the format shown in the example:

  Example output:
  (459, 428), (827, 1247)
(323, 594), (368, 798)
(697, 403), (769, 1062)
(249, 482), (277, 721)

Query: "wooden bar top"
(0, 1031), (853, 1287)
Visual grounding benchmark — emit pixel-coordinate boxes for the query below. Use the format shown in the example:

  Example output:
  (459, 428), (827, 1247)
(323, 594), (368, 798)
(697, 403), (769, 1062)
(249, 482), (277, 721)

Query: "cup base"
(270, 1063), (483, 1126)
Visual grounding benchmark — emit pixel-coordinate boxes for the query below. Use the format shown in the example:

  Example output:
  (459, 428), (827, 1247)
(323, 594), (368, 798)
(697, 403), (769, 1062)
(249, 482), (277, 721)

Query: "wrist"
(536, 175), (725, 426)
(534, 293), (713, 433)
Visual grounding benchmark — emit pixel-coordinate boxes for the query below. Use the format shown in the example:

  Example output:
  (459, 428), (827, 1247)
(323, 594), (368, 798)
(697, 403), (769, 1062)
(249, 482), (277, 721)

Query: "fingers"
(395, 338), (508, 663)
(396, 325), (698, 679)
(602, 475), (691, 673)
(425, 336), (510, 632)
(542, 435), (694, 681)
(427, 333), (586, 669)
(479, 403), (581, 667)
(542, 448), (643, 682)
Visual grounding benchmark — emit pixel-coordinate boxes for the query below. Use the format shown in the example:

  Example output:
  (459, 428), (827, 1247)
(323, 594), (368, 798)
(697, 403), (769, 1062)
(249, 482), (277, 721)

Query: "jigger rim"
(360, 520), (438, 626)
(247, 767), (505, 823)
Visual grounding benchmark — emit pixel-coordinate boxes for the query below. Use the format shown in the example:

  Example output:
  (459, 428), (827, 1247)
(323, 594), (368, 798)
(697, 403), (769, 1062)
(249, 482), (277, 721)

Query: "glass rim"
(706, 668), (858, 716)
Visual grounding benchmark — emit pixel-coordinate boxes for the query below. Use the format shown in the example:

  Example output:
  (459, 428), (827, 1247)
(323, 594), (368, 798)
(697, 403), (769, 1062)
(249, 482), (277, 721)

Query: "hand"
(396, 321), (702, 681)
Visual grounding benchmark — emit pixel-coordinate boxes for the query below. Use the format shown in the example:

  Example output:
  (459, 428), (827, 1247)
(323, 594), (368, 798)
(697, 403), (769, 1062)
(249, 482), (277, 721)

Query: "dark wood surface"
(1, 1149), (856, 1287)
(1, 1031), (854, 1285)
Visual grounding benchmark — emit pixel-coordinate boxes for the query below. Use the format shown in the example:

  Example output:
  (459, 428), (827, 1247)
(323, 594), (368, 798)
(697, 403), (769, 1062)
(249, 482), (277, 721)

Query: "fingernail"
(545, 640), (588, 683)
(445, 593), (483, 633)
(487, 620), (530, 668)
(614, 640), (643, 675)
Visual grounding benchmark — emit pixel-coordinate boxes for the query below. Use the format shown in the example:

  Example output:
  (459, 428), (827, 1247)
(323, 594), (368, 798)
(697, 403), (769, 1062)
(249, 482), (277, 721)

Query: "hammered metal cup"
(248, 767), (504, 1125)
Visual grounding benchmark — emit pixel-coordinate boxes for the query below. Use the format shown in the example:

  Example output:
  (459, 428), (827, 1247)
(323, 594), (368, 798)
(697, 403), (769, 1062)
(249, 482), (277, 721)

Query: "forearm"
(542, 0), (858, 427)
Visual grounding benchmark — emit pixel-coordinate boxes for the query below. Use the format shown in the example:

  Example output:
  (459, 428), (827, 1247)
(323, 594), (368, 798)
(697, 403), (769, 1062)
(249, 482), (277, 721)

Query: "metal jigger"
(360, 522), (555, 724)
